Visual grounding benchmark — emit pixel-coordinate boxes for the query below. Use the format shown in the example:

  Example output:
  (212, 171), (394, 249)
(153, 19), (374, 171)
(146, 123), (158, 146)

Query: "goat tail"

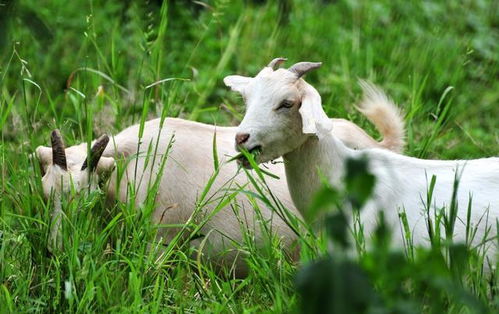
(356, 80), (406, 153)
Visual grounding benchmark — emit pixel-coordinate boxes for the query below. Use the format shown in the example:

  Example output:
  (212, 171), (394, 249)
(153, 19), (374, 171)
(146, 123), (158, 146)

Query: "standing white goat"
(35, 61), (405, 276)
(228, 60), (498, 265)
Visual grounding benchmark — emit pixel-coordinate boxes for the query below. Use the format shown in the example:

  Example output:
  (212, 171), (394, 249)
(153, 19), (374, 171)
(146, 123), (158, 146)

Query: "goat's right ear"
(223, 75), (251, 94)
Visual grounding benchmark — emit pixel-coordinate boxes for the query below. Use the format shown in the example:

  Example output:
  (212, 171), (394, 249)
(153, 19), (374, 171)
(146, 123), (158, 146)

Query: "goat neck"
(283, 131), (353, 213)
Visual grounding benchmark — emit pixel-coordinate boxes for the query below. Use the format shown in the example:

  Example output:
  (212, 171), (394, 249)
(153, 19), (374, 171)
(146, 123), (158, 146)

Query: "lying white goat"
(35, 60), (405, 275)
(228, 60), (498, 266)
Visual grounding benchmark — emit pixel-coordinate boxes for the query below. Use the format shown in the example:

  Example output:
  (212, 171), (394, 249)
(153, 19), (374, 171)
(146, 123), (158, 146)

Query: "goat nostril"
(235, 133), (250, 145)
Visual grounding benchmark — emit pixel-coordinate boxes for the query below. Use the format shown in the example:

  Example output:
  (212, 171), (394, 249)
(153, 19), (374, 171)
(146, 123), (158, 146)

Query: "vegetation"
(1, 0), (497, 312)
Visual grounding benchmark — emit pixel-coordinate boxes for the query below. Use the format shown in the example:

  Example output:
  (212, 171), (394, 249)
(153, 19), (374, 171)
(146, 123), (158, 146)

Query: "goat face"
(35, 130), (115, 199)
(224, 59), (333, 167)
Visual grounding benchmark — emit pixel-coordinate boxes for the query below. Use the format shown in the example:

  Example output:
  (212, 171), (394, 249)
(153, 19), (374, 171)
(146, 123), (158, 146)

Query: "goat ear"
(298, 81), (333, 136)
(34, 146), (52, 176)
(35, 146), (52, 166)
(223, 75), (251, 94)
(96, 156), (115, 175)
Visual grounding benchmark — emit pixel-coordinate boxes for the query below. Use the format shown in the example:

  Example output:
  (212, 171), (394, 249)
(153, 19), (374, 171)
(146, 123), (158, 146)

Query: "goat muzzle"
(235, 133), (250, 146)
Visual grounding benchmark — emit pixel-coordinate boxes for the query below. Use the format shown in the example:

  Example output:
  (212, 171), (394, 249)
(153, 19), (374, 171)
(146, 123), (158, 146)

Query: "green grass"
(1, 0), (498, 312)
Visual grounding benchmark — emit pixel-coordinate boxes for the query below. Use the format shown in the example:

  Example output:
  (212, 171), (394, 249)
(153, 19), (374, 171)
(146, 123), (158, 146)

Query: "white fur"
(232, 64), (498, 266)
(36, 96), (405, 275)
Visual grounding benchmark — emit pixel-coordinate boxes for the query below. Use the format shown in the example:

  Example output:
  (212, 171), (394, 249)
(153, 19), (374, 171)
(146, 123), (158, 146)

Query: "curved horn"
(81, 134), (110, 171)
(267, 57), (287, 70)
(288, 62), (322, 78)
(51, 130), (67, 170)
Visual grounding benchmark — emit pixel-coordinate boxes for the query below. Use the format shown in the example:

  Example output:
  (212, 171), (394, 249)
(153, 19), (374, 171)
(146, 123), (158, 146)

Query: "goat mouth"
(237, 145), (262, 169)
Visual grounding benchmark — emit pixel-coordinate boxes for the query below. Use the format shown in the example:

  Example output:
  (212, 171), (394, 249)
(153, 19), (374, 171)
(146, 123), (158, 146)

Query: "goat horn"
(267, 57), (287, 70)
(81, 134), (110, 171)
(51, 129), (67, 170)
(288, 62), (322, 78)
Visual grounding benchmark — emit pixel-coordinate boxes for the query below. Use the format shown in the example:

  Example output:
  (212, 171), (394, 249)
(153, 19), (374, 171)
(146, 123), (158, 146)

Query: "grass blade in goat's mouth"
(228, 146), (262, 163)
(227, 152), (244, 163)
(227, 147), (280, 179)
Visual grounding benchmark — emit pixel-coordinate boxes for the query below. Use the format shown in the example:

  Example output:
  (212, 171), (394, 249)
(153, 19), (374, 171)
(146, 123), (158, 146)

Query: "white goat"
(35, 61), (405, 275)
(228, 60), (498, 266)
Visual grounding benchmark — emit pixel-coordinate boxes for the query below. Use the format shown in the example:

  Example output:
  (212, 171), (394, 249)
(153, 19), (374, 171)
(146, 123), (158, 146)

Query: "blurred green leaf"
(345, 156), (376, 210)
(307, 185), (340, 221)
(296, 257), (379, 314)
(325, 211), (350, 249)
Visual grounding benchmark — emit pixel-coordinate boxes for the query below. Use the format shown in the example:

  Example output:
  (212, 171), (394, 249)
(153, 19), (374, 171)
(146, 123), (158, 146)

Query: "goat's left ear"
(96, 156), (115, 175)
(223, 75), (251, 94)
(298, 81), (333, 136)
(34, 146), (52, 169)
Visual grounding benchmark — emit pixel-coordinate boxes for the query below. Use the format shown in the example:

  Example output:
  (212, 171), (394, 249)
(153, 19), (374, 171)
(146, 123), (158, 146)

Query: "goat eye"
(277, 100), (294, 110)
